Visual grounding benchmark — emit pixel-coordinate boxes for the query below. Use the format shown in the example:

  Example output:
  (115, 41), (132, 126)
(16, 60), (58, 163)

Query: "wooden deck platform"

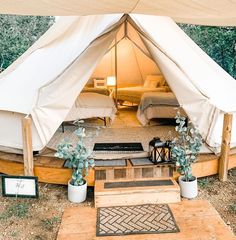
(57, 200), (236, 240)
(0, 151), (236, 185)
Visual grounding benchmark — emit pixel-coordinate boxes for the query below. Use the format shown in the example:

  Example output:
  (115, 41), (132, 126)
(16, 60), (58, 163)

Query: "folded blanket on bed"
(82, 87), (110, 96)
(139, 92), (179, 111)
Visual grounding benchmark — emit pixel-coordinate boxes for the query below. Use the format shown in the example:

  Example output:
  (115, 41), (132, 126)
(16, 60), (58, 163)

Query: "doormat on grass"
(96, 204), (179, 236)
(93, 142), (143, 153)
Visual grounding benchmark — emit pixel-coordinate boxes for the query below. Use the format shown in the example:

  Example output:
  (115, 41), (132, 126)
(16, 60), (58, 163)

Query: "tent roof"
(0, 0), (236, 26)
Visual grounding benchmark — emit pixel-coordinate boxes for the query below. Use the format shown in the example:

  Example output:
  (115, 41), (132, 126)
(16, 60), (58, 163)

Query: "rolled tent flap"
(0, 14), (124, 150)
(0, 0), (236, 26)
(31, 28), (121, 146)
(129, 14), (236, 151)
(0, 13), (236, 152)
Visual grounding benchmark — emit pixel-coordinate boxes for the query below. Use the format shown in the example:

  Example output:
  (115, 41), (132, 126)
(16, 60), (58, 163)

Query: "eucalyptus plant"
(55, 126), (95, 186)
(171, 112), (203, 182)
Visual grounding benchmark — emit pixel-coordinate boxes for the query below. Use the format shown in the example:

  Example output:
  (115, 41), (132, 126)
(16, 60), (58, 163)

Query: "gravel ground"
(0, 169), (235, 240)
(196, 169), (236, 234)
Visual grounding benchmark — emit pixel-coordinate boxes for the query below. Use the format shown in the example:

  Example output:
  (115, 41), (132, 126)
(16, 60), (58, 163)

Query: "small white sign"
(2, 176), (38, 198)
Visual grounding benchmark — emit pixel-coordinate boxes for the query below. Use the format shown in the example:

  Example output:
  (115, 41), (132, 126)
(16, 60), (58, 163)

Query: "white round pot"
(178, 176), (198, 199)
(68, 180), (87, 203)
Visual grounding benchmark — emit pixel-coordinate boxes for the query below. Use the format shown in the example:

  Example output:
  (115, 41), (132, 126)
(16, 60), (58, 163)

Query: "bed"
(137, 92), (186, 125)
(65, 92), (117, 124)
(117, 75), (168, 104)
(82, 87), (110, 96)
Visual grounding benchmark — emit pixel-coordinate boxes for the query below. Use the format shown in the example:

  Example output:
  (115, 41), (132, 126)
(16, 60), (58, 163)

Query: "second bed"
(137, 92), (185, 125)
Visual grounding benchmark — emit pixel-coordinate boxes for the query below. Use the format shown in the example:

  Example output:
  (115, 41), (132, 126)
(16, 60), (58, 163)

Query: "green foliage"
(55, 126), (95, 186)
(228, 203), (236, 214)
(34, 236), (45, 240)
(171, 112), (203, 182)
(41, 216), (60, 231)
(0, 15), (54, 70)
(179, 24), (236, 79)
(0, 203), (29, 220)
(198, 178), (210, 189)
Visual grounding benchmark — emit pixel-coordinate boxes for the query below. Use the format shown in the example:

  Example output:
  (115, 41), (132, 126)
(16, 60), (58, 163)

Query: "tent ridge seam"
(129, 0), (141, 13)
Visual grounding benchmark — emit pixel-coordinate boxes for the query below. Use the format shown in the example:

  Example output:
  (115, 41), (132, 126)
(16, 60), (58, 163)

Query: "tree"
(0, 15), (54, 71)
(179, 24), (236, 79)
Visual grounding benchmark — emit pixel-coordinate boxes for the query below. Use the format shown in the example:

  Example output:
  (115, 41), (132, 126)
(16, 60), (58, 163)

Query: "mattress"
(65, 92), (117, 122)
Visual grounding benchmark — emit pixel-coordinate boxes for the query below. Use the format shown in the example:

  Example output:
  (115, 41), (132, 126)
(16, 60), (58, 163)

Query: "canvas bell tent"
(0, 13), (236, 154)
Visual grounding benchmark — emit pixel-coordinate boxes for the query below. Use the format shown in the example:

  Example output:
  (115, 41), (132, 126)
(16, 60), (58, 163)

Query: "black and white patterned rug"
(96, 204), (179, 236)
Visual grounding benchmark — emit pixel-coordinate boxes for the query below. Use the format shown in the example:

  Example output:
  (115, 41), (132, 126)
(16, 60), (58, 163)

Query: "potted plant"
(171, 112), (203, 199)
(55, 126), (95, 203)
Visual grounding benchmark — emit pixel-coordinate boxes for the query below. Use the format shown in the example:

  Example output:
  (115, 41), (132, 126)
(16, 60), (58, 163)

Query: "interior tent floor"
(1, 106), (235, 185)
(46, 106), (179, 159)
(47, 106), (215, 159)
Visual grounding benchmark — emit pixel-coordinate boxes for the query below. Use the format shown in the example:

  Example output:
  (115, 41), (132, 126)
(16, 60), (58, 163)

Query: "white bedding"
(65, 92), (117, 122)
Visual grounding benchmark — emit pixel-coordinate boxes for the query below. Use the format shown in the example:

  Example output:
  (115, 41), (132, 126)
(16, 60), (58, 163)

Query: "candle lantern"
(149, 137), (171, 164)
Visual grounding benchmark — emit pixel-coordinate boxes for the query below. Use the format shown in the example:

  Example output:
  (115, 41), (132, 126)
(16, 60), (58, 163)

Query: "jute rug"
(47, 124), (176, 159)
(96, 204), (179, 236)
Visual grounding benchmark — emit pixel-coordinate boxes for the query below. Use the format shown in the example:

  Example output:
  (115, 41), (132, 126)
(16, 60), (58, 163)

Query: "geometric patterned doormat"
(96, 204), (180, 236)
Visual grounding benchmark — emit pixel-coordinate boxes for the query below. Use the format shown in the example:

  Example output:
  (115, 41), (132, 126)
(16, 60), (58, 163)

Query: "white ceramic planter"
(178, 176), (198, 199)
(68, 180), (87, 203)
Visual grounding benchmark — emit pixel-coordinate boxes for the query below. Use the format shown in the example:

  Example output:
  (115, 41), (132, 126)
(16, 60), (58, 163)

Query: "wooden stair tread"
(96, 178), (179, 194)
(95, 178), (181, 207)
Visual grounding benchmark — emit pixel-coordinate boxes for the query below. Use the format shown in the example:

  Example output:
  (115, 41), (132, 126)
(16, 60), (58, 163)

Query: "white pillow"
(143, 75), (165, 88)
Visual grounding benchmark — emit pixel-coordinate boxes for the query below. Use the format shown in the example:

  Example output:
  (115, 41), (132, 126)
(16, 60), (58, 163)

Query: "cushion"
(143, 75), (165, 88)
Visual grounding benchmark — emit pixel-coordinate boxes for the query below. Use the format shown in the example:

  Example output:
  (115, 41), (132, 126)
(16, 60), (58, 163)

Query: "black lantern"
(149, 137), (171, 164)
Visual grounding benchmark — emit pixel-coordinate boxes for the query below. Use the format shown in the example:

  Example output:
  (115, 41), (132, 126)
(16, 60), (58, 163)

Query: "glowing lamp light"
(106, 76), (116, 86)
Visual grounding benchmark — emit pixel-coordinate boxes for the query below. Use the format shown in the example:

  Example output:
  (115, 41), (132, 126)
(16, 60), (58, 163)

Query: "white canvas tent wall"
(0, 0), (236, 26)
(0, 14), (236, 153)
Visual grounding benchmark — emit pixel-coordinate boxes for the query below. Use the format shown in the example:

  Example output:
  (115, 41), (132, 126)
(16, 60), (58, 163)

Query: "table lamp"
(106, 76), (116, 87)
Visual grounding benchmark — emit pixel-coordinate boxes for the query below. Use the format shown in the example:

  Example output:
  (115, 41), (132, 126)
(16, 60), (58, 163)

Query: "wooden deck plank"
(0, 159), (95, 186)
(57, 200), (236, 240)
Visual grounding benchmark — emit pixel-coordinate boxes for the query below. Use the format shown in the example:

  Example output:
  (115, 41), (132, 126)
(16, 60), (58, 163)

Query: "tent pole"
(22, 115), (34, 176)
(115, 36), (118, 108)
(219, 113), (233, 181)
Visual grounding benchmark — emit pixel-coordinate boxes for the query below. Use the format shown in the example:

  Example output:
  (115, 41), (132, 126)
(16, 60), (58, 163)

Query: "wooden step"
(95, 178), (180, 208)
(95, 159), (174, 181)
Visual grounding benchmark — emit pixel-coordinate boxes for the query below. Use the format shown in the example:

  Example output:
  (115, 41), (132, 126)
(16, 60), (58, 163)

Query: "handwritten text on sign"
(4, 178), (37, 196)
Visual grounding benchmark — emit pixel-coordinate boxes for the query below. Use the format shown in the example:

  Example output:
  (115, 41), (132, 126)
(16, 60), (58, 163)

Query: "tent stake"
(219, 113), (233, 181)
(22, 116), (34, 176)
